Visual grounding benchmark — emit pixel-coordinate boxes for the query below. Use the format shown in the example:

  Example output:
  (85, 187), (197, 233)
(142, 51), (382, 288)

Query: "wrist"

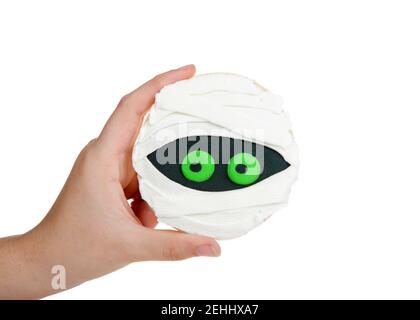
(12, 227), (59, 299)
(0, 231), (53, 299)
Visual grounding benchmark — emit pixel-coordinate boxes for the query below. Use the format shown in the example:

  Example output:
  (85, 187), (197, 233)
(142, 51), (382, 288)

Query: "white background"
(1, 0), (420, 299)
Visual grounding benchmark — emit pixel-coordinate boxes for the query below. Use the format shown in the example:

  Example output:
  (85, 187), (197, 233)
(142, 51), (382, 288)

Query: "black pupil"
(235, 164), (247, 174)
(190, 163), (202, 172)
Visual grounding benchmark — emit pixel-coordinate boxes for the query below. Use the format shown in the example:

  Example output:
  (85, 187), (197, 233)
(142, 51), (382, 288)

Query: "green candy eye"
(181, 150), (215, 182)
(227, 153), (261, 185)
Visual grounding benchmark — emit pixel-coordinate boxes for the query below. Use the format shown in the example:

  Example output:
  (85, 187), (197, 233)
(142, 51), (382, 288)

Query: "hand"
(0, 65), (221, 299)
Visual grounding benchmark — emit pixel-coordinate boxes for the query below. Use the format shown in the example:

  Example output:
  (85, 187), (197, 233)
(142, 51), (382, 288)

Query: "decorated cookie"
(132, 73), (299, 239)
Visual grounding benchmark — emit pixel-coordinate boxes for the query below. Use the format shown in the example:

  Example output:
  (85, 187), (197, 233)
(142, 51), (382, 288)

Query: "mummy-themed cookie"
(132, 73), (299, 239)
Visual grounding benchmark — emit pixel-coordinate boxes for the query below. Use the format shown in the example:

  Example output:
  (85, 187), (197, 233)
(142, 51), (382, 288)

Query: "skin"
(0, 65), (221, 299)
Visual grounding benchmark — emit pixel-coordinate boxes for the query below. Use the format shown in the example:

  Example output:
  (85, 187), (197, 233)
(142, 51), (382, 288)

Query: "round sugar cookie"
(132, 73), (299, 239)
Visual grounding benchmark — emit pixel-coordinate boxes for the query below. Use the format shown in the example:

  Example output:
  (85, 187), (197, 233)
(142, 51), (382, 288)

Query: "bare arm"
(0, 65), (221, 299)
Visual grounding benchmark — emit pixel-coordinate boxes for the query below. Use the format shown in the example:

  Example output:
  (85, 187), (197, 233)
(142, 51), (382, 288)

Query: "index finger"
(99, 64), (196, 153)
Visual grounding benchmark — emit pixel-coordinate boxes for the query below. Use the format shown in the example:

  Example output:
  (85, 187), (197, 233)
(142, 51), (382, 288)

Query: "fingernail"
(177, 64), (194, 71)
(195, 244), (220, 257)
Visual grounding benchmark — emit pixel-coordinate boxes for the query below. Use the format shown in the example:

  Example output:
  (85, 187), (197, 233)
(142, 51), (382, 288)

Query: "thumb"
(136, 228), (221, 261)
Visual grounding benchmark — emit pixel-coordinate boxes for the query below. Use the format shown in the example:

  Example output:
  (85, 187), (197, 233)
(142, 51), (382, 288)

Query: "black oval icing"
(147, 135), (290, 191)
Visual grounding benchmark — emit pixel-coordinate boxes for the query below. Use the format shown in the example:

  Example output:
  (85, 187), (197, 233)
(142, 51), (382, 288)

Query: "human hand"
(0, 65), (221, 299)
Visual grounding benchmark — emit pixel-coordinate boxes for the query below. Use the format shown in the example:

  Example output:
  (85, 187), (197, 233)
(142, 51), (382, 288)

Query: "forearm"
(0, 215), (88, 299)
(0, 230), (57, 299)
(0, 214), (125, 299)
(0, 65), (220, 299)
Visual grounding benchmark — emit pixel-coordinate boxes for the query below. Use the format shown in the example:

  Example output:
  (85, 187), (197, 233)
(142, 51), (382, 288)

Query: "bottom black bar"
(0, 300), (417, 318)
